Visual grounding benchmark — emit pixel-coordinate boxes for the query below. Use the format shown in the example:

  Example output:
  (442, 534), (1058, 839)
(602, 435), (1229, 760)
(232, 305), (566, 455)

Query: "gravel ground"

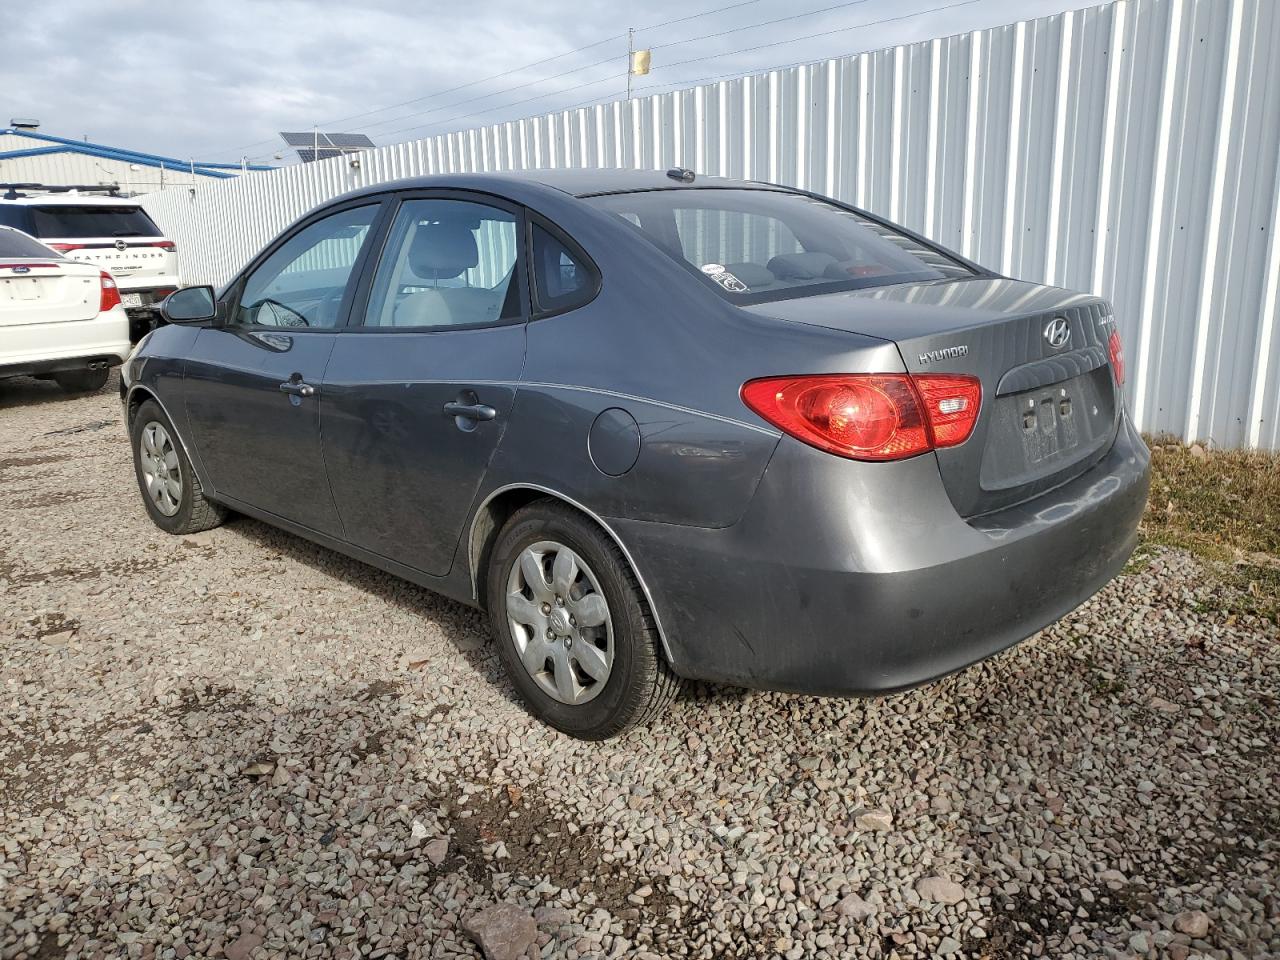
(1, 374), (1277, 960)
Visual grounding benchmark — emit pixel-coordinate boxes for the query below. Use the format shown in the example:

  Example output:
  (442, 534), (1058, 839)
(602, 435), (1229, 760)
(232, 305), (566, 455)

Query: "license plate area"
(979, 369), (1116, 493)
(120, 292), (143, 308)
(1018, 386), (1080, 465)
(8, 278), (41, 301)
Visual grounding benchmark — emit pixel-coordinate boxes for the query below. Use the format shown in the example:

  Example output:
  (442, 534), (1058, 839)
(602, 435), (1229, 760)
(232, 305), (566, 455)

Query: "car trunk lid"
(0, 259), (99, 326)
(743, 277), (1122, 517)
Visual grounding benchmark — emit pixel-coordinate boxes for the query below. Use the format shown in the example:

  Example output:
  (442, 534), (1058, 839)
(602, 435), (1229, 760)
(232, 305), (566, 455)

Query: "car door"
(320, 192), (528, 575)
(183, 201), (384, 534)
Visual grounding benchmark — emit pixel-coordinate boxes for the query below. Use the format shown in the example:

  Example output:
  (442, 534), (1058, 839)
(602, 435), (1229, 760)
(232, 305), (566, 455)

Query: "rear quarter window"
(531, 223), (599, 316)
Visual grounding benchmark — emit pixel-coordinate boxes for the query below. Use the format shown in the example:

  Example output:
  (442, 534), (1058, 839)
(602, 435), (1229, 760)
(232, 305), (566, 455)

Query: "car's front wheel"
(130, 399), (227, 535)
(54, 368), (109, 393)
(486, 501), (681, 739)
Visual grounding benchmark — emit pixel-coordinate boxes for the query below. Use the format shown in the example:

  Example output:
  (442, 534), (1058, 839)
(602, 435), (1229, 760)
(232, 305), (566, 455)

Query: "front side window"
(588, 189), (974, 304)
(29, 205), (163, 239)
(236, 204), (377, 328)
(363, 198), (520, 329)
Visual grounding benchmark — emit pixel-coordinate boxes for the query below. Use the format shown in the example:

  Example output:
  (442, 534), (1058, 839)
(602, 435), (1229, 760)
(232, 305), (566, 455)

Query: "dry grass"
(1135, 435), (1280, 624)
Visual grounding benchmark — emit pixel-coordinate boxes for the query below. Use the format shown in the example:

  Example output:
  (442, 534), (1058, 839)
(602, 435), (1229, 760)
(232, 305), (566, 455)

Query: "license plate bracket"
(1019, 386), (1080, 465)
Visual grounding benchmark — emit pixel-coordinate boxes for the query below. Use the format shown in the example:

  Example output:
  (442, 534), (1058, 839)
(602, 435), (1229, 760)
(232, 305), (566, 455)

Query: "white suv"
(0, 185), (179, 342)
(0, 225), (131, 393)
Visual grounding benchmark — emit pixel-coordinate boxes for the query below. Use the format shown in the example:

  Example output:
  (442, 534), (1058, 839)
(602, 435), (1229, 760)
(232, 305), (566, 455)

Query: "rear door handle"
(443, 401), (496, 421)
(279, 379), (316, 397)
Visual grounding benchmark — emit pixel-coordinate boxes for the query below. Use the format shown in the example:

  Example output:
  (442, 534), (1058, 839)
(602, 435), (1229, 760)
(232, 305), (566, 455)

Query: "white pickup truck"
(0, 225), (131, 393)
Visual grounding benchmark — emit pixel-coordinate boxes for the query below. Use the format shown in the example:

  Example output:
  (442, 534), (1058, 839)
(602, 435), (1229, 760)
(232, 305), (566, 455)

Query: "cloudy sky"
(5, 0), (1096, 165)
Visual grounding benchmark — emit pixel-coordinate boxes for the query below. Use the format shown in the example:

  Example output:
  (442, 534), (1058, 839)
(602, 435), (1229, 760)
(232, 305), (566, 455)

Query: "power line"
(375, 0), (986, 145)
(374, 71), (630, 145)
(281, 0), (892, 148)
(325, 0), (769, 140)
(201, 0), (763, 161)
(652, 0), (984, 74)
(649, 0), (876, 51)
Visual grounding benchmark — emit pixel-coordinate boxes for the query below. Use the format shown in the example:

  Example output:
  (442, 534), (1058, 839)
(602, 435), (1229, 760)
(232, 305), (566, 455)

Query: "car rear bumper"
(0, 309), (131, 379)
(612, 414), (1151, 695)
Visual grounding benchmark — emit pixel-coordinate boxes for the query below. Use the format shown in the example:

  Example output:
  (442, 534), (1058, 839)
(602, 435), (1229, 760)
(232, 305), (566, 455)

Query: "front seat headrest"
(408, 223), (478, 280)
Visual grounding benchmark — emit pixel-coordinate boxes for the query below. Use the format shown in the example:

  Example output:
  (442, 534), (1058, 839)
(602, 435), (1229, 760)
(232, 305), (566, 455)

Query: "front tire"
(54, 368), (109, 393)
(486, 500), (681, 739)
(130, 399), (227, 535)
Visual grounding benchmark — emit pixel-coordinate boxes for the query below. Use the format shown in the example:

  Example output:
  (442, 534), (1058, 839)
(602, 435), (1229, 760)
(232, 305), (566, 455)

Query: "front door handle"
(279, 379), (316, 398)
(442, 401), (496, 421)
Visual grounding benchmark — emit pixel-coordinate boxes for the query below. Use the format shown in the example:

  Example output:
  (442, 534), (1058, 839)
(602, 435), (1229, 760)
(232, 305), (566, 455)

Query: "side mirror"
(161, 285), (216, 325)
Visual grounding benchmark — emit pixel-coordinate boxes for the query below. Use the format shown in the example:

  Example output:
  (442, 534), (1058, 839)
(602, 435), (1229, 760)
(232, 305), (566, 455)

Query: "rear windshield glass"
(30, 205), (163, 239)
(0, 228), (60, 259)
(587, 189), (974, 304)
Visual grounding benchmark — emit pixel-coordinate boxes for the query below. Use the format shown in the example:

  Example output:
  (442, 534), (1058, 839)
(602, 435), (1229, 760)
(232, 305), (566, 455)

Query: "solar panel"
(279, 131), (375, 149)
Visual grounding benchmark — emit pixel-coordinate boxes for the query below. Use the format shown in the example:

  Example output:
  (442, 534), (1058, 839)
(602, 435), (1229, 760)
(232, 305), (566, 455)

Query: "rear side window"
(588, 189), (973, 304)
(363, 198), (522, 329)
(29, 205), (163, 239)
(0, 228), (60, 259)
(531, 224), (598, 315)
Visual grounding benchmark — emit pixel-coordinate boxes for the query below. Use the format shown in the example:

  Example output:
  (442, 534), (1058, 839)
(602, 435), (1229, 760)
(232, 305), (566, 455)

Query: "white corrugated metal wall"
(141, 0), (1280, 449)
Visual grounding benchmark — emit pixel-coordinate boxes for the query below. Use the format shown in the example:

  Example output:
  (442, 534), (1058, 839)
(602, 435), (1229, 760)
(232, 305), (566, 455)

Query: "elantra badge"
(1044, 317), (1071, 349)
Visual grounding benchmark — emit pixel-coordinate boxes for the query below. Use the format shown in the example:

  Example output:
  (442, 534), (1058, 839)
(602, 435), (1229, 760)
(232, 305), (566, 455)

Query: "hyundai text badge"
(918, 344), (969, 365)
(1044, 317), (1071, 349)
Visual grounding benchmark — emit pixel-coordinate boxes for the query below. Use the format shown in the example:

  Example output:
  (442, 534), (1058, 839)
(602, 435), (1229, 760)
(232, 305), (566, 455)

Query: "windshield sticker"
(700, 263), (726, 275)
(710, 271), (749, 294)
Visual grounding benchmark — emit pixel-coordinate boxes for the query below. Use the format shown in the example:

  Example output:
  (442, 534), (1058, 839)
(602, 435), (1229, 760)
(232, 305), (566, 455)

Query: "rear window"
(29, 205), (163, 240)
(0, 228), (60, 259)
(587, 189), (974, 304)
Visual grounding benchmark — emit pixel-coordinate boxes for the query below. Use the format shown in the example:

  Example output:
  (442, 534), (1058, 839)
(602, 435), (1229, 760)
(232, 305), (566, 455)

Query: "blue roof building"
(0, 127), (274, 196)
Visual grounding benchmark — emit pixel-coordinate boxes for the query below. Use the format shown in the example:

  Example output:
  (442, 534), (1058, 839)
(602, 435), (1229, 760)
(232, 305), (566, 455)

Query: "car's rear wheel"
(130, 399), (227, 535)
(486, 500), (681, 739)
(54, 368), (109, 393)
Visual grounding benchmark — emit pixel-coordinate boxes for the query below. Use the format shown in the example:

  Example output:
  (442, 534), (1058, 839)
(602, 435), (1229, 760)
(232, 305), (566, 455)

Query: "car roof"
(495, 168), (780, 197)
(0, 192), (142, 207)
(338, 168), (785, 204)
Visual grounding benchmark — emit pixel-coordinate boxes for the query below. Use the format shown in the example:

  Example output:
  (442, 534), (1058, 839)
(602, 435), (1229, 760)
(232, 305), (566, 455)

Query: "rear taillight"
(913, 374), (983, 448)
(1107, 329), (1125, 386)
(48, 242), (84, 253)
(741, 373), (982, 462)
(99, 271), (121, 312)
(154, 240), (176, 251)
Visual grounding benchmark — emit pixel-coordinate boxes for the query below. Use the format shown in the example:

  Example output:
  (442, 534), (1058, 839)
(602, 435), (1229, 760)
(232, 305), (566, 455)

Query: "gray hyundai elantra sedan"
(120, 168), (1150, 739)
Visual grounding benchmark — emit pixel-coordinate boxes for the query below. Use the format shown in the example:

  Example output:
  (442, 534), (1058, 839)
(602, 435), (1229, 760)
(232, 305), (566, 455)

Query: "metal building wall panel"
(140, 0), (1279, 448)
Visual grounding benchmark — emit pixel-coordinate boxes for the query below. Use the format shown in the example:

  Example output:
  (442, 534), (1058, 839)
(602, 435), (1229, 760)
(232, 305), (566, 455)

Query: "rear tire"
(54, 368), (109, 393)
(130, 399), (227, 535)
(486, 500), (682, 739)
